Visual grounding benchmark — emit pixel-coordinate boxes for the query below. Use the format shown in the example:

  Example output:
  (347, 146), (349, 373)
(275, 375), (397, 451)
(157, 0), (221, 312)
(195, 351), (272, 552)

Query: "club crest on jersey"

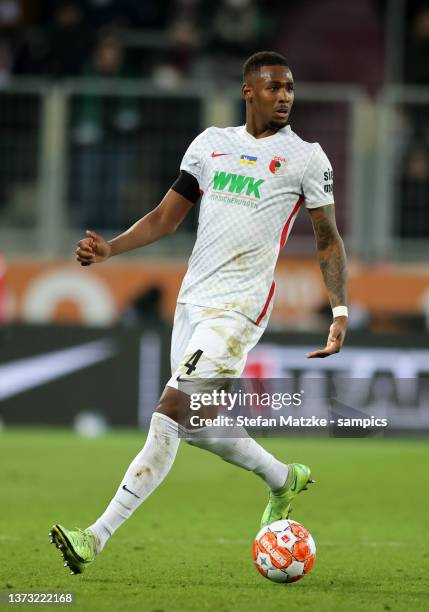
(240, 154), (257, 165)
(269, 156), (288, 175)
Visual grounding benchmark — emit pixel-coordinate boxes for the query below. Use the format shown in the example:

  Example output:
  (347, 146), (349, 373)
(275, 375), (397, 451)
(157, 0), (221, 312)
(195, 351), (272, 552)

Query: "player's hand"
(305, 316), (348, 358)
(76, 230), (111, 266)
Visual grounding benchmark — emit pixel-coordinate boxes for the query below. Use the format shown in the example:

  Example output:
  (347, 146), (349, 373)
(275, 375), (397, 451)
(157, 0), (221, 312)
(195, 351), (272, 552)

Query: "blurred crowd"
(400, 2), (429, 238)
(1, 0), (429, 238)
(1, 1), (429, 88)
(0, 0), (388, 90)
(0, 0), (286, 87)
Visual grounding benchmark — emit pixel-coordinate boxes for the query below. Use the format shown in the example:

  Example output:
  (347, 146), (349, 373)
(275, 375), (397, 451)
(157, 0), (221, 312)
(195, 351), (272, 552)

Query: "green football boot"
(49, 524), (97, 575)
(260, 463), (315, 528)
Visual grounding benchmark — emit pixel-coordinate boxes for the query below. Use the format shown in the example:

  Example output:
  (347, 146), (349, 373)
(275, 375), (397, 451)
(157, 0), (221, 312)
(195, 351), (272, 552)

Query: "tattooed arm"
(306, 203), (348, 358)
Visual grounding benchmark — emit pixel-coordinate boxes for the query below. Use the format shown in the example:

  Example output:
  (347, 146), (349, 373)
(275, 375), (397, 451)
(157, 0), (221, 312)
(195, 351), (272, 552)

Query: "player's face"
(244, 65), (294, 130)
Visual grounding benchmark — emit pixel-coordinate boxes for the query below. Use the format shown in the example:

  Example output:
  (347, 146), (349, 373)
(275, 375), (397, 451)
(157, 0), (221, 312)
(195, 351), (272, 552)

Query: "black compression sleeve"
(171, 170), (201, 204)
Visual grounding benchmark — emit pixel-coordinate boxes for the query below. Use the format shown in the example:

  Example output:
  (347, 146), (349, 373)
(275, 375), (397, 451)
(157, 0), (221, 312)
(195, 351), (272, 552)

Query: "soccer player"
(50, 51), (348, 574)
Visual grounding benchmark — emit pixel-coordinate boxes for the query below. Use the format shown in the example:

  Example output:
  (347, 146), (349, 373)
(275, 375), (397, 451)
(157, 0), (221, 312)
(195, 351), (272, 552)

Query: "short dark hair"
(242, 51), (289, 80)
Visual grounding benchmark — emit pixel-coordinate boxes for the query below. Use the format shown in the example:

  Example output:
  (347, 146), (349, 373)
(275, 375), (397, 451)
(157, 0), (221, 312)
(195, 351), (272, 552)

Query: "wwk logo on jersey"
(212, 171), (264, 198)
(269, 156), (288, 175)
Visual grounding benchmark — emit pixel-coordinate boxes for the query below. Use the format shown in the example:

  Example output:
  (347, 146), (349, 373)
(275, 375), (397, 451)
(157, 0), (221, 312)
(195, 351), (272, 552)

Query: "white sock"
(87, 413), (180, 553)
(184, 425), (288, 491)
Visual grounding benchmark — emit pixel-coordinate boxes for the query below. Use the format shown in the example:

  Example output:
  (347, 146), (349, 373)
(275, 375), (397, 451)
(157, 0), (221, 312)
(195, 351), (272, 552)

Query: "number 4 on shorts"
(184, 349), (203, 374)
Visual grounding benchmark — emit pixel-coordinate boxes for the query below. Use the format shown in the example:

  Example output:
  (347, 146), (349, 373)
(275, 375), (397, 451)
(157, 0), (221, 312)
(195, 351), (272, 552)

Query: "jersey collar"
(240, 124), (291, 143)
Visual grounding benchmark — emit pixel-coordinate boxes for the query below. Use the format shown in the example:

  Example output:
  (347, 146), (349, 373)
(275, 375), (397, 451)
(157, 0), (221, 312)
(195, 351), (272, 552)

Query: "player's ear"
(242, 82), (253, 103)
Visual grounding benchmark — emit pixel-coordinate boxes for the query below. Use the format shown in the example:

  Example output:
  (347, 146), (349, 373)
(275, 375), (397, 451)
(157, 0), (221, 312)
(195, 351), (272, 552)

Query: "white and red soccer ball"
(253, 519), (316, 584)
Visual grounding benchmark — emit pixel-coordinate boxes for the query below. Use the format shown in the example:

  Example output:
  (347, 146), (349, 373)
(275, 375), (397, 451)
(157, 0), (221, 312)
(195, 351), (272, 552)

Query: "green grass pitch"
(1, 429), (428, 612)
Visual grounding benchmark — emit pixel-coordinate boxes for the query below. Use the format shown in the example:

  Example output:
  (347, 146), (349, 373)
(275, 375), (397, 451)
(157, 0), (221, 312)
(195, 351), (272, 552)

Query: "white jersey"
(177, 124), (334, 327)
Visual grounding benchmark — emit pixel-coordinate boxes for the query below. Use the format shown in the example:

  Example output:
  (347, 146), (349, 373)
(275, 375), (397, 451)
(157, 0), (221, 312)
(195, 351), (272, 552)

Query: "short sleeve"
(301, 143), (334, 209)
(180, 129), (209, 185)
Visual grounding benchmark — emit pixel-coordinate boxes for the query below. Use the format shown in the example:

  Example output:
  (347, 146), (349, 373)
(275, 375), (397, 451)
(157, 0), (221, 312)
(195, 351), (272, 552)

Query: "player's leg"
(166, 307), (290, 489)
(167, 306), (314, 524)
(50, 396), (181, 574)
(185, 427), (313, 526)
(79, 305), (195, 552)
(50, 306), (191, 574)
(85, 407), (180, 550)
(185, 423), (289, 490)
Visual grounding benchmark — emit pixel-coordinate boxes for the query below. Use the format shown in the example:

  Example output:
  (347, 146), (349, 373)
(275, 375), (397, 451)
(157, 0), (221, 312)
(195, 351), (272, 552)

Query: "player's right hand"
(76, 230), (111, 266)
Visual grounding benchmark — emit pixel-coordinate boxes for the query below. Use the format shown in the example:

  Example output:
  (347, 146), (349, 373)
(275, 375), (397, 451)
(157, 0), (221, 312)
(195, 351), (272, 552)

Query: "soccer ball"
(252, 519), (316, 583)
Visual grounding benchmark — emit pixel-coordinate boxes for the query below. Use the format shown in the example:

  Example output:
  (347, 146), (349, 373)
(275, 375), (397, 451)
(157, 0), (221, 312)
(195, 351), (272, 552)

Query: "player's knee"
(155, 385), (180, 422)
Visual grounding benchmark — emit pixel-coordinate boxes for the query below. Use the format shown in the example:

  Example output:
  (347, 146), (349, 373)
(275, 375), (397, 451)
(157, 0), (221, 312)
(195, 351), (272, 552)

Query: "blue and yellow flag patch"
(240, 154), (257, 165)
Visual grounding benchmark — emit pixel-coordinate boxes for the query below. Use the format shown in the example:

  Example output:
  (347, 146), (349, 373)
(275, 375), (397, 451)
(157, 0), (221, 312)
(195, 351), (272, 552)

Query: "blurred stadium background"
(0, 0), (429, 430)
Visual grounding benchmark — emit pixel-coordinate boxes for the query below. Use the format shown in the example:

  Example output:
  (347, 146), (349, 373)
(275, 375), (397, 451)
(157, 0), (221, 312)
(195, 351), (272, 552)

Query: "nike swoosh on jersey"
(211, 152), (229, 157)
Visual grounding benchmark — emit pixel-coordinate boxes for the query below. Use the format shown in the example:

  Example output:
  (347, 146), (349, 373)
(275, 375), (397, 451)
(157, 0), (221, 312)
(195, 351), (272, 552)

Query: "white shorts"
(167, 303), (265, 389)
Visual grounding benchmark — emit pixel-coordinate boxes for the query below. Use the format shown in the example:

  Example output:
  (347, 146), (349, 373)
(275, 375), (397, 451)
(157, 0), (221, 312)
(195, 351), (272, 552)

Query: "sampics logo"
(269, 156), (288, 175)
(210, 171), (265, 209)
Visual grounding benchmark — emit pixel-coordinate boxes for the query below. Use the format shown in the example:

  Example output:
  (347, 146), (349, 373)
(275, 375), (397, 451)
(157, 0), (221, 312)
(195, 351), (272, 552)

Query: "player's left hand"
(305, 316), (348, 358)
